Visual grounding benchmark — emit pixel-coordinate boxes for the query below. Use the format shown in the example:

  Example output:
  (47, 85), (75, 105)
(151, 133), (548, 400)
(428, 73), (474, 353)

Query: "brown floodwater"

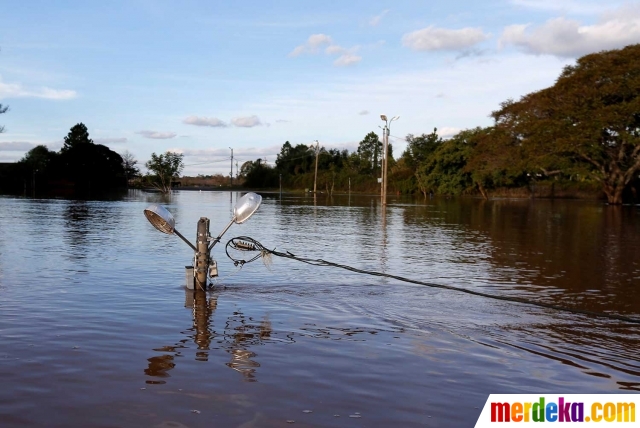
(0, 191), (638, 427)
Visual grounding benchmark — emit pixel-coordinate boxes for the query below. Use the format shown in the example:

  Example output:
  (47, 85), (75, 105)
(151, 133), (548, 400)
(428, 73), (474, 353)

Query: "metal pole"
(195, 217), (210, 288)
(380, 129), (384, 201)
(208, 217), (236, 251)
(174, 228), (197, 252)
(382, 126), (389, 205)
(313, 140), (319, 194)
(229, 148), (233, 187)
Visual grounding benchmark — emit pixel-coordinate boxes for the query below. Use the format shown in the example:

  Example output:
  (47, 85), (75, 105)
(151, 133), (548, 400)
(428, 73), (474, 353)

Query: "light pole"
(229, 147), (233, 187)
(380, 114), (399, 205)
(143, 192), (262, 289)
(311, 140), (320, 194)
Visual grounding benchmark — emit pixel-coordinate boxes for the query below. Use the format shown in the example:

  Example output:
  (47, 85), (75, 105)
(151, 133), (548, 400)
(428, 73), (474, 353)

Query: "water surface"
(0, 191), (638, 427)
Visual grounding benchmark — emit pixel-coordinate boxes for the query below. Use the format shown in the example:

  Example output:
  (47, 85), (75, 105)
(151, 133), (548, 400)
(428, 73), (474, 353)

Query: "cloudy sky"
(1, 0), (639, 175)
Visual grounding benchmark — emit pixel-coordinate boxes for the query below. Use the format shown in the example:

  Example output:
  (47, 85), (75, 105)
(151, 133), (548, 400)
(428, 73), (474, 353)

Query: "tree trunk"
(477, 183), (488, 200)
(602, 174), (626, 204)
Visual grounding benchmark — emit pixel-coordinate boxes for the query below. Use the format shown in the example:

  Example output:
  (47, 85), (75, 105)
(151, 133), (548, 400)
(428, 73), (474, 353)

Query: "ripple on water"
(0, 193), (639, 427)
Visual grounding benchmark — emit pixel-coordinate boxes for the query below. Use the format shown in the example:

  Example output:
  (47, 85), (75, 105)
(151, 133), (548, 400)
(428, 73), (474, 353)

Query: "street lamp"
(310, 140), (320, 194)
(229, 147), (234, 187)
(144, 192), (262, 288)
(380, 114), (399, 205)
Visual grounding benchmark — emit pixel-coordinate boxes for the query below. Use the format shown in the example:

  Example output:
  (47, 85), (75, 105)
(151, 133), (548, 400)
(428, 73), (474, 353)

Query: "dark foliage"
(1, 124), (126, 196)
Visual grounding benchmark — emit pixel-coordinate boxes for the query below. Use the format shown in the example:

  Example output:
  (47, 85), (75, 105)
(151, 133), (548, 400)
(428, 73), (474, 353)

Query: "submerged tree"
(145, 151), (184, 193)
(492, 44), (640, 204)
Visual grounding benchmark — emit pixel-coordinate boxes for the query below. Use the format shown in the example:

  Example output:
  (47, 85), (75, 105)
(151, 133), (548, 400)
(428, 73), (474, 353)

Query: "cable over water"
(225, 236), (640, 325)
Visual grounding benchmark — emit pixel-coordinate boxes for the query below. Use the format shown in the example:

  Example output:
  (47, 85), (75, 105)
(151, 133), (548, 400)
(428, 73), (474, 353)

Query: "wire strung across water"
(225, 236), (640, 325)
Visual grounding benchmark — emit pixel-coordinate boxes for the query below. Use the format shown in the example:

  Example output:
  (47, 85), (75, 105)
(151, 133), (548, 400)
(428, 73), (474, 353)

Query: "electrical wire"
(225, 236), (640, 325)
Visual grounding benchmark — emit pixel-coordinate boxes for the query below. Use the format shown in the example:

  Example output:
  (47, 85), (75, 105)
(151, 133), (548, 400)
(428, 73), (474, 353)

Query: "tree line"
(241, 44), (640, 204)
(2, 44), (638, 203)
(0, 118), (188, 196)
(0, 123), (128, 196)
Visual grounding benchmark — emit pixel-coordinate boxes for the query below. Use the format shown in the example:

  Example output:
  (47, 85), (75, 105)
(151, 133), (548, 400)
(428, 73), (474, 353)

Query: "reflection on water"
(0, 192), (639, 427)
(146, 289), (275, 384)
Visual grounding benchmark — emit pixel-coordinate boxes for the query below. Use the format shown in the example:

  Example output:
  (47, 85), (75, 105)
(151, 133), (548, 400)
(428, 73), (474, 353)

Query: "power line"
(183, 158), (232, 166)
(225, 236), (640, 325)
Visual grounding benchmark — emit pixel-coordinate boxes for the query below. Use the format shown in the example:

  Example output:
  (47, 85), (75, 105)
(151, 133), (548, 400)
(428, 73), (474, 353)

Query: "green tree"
(54, 123), (126, 193)
(403, 128), (442, 169)
(145, 151), (184, 193)
(415, 129), (479, 197)
(243, 158), (278, 188)
(461, 127), (533, 199)
(0, 103), (8, 133)
(20, 145), (56, 172)
(276, 141), (314, 176)
(357, 132), (383, 176)
(61, 123), (92, 152)
(492, 44), (640, 204)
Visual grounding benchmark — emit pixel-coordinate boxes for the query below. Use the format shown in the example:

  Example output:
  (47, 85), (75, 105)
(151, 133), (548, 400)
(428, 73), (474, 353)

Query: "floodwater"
(0, 191), (638, 427)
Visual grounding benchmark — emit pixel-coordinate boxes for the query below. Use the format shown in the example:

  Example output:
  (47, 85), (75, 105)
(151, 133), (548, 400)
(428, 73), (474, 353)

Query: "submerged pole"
(195, 217), (210, 288)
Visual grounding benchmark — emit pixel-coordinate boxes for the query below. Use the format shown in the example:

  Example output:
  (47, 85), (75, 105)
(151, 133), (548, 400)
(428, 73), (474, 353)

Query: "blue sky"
(1, 0), (639, 176)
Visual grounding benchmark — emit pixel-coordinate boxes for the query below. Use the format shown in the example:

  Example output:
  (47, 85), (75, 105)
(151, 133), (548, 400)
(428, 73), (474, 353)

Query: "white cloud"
(359, 110), (369, 115)
(0, 141), (37, 151)
(174, 146), (282, 169)
(402, 26), (490, 51)
(46, 140), (64, 151)
(136, 130), (177, 139)
(0, 77), (76, 100)
(438, 127), (462, 137)
(231, 115), (262, 128)
(509, 0), (613, 15)
(288, 45), (306, 57)
(308, 34), (333, 48)
(183, 116), (227, 127)
(325, 45), (347, 55)
(290, 34), (363, 65)
(369, 9), (390, 26)
(499, 5), (640, 57)
(94, 137), (128, 144)
(289, 34), (333, 56)
(334, 54), (362, 67)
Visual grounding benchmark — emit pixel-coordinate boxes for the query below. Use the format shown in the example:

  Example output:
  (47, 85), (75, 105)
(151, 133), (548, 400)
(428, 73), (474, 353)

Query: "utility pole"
(235, 160), (238, 179)
(380, 115), (399, 205)
(380, 127), (385, 198)
(229, 147), (233, 187)
(312, 140), (320, 194)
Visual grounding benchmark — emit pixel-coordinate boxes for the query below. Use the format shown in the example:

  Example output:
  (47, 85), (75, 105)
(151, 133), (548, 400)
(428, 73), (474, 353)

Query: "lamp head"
(144, 204), (175, 234)
(380, 114), (387, 121)
(233, 192), (262, 224)
(391, 116), (400, 121)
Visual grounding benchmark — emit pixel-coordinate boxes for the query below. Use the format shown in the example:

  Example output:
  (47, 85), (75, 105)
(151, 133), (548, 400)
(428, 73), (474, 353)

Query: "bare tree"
(121, 150), (140, 180)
